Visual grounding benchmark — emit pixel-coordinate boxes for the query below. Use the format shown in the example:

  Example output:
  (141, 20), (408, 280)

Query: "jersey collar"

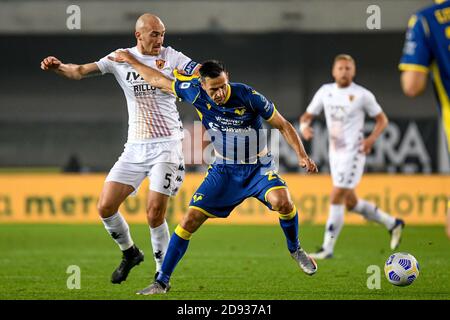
(223, 83), (232, 104)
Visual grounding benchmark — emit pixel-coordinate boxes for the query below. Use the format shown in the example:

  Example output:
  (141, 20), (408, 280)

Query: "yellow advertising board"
(0, 174), (448, 225)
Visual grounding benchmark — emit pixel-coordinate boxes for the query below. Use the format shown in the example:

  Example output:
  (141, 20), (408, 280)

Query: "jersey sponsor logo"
(263, 101), (272, 113)
(184, 60), (199, 75)
(156, 59), (166, 70)
(330, 105), (348, 120)
(403, 40), (417, 55)
(192, 194), (204, 202)
(208, 122), (221, 131)
(234, 108), (246, 116)
(180, 82), (191, 89)
(133, 84), (157, 97)
(435, 8), (450, 24)
(126, 71), (159, 96)
(126, 71), (144, 82)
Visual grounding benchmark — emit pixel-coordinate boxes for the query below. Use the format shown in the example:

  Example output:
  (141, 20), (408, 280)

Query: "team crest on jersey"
(207, 103), (212, 110)
(235, 108), (246, 116)
(156, 59), (166, 70)
(192, 194), (204, 202)
(349, 94), (355, 102)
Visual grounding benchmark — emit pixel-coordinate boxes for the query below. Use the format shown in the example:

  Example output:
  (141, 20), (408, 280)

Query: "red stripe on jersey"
(149, 94), (171, 136)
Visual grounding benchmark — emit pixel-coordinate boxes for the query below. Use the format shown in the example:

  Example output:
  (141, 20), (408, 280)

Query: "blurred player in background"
(399, 0), (450, 239)
(40, 14), (199, 283)
(299, 54), (405, 259)
(109, 52), (319, 294)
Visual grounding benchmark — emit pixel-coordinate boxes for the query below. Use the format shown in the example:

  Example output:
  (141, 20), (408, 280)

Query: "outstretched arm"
(268, 111), (318, 173)
(108, 50), (173, 92)
(40, 56), (101, 80)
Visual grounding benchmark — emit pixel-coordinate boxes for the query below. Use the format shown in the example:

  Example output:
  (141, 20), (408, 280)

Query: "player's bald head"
(135, 13), (165, 32)
(135, 13), (165, 56)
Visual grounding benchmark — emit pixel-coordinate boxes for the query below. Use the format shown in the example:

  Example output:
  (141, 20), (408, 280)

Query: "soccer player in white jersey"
(40, 14), (199, 282)
(299, 54), (405, 259)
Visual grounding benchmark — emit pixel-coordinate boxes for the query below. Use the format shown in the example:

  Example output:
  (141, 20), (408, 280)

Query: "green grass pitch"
(0, 224), (449, 300)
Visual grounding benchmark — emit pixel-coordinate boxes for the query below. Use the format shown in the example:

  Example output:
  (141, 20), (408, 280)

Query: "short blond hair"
(333, 54), (355, 65)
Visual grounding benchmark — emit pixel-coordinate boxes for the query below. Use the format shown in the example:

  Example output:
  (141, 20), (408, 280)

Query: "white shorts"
(330, 151), (366, 189)
(105, 140), (185, 196)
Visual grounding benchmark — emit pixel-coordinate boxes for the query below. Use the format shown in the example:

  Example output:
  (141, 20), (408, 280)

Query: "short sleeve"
(167, 46), (199, 76)
(399, 14), (432, 73)
(363, 90), (382, 117)
(95, 52), (115, 74)
(247, 88), (276, 121)
(173, 78), (201, 104)
(306, 86), (325, 115)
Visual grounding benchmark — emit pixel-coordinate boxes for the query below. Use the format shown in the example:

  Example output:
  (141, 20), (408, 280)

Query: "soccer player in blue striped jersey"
(399, 0), (450, 238)
(109, 51), (319, 294)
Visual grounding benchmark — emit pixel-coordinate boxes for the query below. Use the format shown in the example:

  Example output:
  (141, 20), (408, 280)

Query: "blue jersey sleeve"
(247, 88), (276, 121)
(172, 74), (201, 104)
(399, 14), (432, 73)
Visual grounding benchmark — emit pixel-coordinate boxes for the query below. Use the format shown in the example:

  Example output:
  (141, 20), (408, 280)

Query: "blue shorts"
(188, 159), (287, 218)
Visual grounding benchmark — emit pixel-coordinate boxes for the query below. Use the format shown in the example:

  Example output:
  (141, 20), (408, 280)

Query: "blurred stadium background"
(0, 0), (449, 300)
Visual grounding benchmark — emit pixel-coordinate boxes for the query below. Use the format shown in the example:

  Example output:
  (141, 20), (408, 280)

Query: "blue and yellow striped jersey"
(399, 0), (450, 152)
(172, 76), (276, 163)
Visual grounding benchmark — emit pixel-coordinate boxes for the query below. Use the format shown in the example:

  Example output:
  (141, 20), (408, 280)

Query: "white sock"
(150, 220), (170, 273)
(352, 199), (396, 230)
(322, 204), (345, 254)
(101, 212), (134, 251)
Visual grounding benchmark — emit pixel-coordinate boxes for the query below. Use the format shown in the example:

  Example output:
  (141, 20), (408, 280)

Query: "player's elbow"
(401, 71), (427, 97)
(74, 64), (94, 80)
(402, 85), (423, 98)
(381, 115), (389, 130)
(72, 74), (83, 81)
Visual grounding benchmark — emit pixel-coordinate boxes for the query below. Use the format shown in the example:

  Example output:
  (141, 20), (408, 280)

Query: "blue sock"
(156, 225), (191, 286)
(279, 209), (300, 253)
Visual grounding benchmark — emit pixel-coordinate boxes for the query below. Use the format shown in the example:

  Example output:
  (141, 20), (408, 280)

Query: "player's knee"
(345, 198), (357, 211)
(270, 197), (294, 214)
(331, 189), (347, 204)
(146, 203), (166, 225)
(97, 200), (118, 218)
(180, 209), (206, 234)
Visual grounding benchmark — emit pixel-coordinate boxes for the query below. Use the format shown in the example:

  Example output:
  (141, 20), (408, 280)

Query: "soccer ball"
(384, 252), (420, 287)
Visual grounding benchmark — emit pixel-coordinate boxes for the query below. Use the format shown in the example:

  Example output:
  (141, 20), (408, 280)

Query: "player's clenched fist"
(300, 157), (318, 173)
(40, 56), (61, 71)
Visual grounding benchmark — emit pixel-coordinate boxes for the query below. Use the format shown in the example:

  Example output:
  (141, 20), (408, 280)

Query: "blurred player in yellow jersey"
(399, 0), (450, 238)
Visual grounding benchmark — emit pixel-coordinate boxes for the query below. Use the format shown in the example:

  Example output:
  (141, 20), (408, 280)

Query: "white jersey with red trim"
(96, 46), (198, 143)
(306, 82), (382, 154)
